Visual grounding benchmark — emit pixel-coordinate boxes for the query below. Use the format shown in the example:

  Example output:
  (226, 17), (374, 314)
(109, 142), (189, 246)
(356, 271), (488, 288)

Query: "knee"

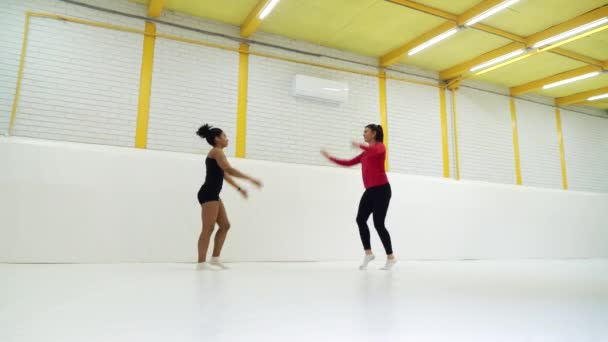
(219, 222), (231, 232)
(356, 216), (367, 226)
(372, 219), (386, 231)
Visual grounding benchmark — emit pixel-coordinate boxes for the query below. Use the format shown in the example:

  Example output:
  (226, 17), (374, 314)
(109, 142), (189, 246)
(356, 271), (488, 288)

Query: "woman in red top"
(322, 124), (396, 270)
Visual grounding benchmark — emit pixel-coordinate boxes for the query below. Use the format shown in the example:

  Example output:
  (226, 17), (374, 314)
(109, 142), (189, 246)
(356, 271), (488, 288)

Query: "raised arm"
(212, 149), (262, 187)
(322, 150), (363, 167)
(353, 142), (384, 155)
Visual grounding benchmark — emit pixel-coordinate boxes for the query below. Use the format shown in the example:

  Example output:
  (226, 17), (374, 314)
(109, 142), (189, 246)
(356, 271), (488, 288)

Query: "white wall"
(15, 19), (143, 146)
(0, 0), (606, 200)
(246, 53), (379, 166)
(386, 80), (443, 177)
(2, 138), (608, 263)
(515, 99), (562, 189)
(561, 109), (608, 193)
(455, 87), (516, 185)
(147, 38), (239, 155)
(0, 0), (147, 136)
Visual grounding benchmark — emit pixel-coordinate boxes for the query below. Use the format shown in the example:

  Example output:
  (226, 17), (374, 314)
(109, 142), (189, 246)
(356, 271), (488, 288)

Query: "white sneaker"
(359, 255), (375, 270)
(380, 259), (397, 270)
(195, 262), (213, 270)
(210, 257), (229, 270)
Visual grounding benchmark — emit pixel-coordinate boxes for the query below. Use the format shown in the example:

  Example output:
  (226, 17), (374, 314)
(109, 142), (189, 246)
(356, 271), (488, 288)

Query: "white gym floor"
(1, 260), (607, 342)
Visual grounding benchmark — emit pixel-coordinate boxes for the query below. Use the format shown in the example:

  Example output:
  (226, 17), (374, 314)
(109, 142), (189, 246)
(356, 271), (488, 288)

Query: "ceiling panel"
(538, 72), (608, 98)
(127, 0), (608, 110)
(481, 0), (608, 37)
(412, 0), (481, 15)
(259, 0), (378, 45)
(260, 0), (445, 56)
(402, 29), (512, 71)
(475, 53), (587, 87)
(558, 30), (608, 61)
(132, 0), (259, 25)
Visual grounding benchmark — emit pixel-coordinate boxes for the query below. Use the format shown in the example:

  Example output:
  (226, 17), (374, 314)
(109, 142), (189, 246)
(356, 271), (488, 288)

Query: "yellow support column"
(439, 87), (450, 178)
(9, 13), (31, 136)
(135, 21), (156, 149)
(450, 89), (461, 180)
(378, 70), (389, 171)
(510, 98), (522, 185)
(555, 108), (569, 190)
(235, 43), (250, 158)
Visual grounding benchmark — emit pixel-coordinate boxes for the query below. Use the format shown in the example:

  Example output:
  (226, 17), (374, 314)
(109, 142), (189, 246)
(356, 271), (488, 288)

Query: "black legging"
(356, 183), (393, 255)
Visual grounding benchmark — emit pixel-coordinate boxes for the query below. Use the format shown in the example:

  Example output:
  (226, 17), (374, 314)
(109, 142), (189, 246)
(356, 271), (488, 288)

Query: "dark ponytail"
(196, 124), (223, 146)
(366, 124), (384, 143)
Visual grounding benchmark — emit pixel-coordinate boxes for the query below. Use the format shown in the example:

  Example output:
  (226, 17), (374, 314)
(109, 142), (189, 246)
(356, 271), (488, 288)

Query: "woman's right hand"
(321, 150), (331, 160)
(239, 188), (249, 199)
(250, 178), (263, 189)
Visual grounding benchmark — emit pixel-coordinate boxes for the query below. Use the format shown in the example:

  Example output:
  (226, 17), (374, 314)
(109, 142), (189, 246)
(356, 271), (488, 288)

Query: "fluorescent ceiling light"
(470, 49), (525, 72)
(588, 93), (608, 101)
(533, 18), (608, 48)
(539, 24), (608, 51)
(474, 52), (532, 76)
(259, 0), (280, 20)
(543, 72), (601, 89)
(466, 0), (520, 26)
(408, 28), (459, 56)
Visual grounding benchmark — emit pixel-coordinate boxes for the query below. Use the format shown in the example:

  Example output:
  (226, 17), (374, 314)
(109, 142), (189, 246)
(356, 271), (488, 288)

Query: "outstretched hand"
(250, 178), (263, 189)
(321, 150), (331, 160)
(239, 188), (249, 199)
(351, 141), (361, 149)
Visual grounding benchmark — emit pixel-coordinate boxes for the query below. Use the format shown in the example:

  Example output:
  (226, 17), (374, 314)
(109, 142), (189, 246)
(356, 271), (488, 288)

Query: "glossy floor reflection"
(1, 260), (607, 342)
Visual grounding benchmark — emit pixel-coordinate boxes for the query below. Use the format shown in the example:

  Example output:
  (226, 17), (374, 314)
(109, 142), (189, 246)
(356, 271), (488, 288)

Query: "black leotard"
(197, 157), (224, 204)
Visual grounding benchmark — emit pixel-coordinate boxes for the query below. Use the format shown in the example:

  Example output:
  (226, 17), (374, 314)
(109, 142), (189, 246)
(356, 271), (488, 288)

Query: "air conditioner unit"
(292, 74), (349, 103)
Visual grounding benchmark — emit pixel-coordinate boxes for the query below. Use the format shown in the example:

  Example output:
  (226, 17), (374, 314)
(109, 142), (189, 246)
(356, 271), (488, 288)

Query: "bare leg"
(198, 201), (220, 263)
(212, 200), (231, 257)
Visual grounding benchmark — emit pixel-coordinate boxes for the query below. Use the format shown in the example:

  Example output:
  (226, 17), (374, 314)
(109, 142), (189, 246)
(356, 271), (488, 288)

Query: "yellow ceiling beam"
(381, 0), (526, 67)
(556, 86), (608, 106)
(470, 22), (526, 43)
(240, 0), (274, 38)
(581, 99), (608, 107)
(551, 48), (605, 68)
(442, 47), (603, 81)
(147, 0), (165, 17)
(388, 0), (526, 42)
(439, 42), (524, 80)
(385, 0), (457, 21)
(439, 5), (608, 80)
(380, 22), (457, 67)
(510, 65), (605, 96)
(458, 0), (511, 26)
(526, 5), (608, 47)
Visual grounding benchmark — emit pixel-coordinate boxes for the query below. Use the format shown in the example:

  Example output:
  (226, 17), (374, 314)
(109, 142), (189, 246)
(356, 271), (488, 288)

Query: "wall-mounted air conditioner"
(292, 74), (349, 103)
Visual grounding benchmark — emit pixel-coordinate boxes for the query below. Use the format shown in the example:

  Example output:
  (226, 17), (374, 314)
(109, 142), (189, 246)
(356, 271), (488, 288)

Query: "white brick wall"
(456, 87), (516, 185)
(147, 37), (239, 155)
(0, 0), (145, 134)
(1, 0), (606, 190)
(515, 99), (562, 189)
(386, 80), (443, 177)
(14, 18), (142, 146)
(561, 109), (608, 193)
(246, 53), (379, 166)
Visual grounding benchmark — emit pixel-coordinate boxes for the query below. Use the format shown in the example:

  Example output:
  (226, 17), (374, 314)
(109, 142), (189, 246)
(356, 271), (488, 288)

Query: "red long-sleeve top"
(329, 143), (389, 189)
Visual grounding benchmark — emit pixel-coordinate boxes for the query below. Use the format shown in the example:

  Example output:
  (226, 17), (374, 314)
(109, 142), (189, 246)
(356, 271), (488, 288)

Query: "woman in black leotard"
(195, 124), (262, 270)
